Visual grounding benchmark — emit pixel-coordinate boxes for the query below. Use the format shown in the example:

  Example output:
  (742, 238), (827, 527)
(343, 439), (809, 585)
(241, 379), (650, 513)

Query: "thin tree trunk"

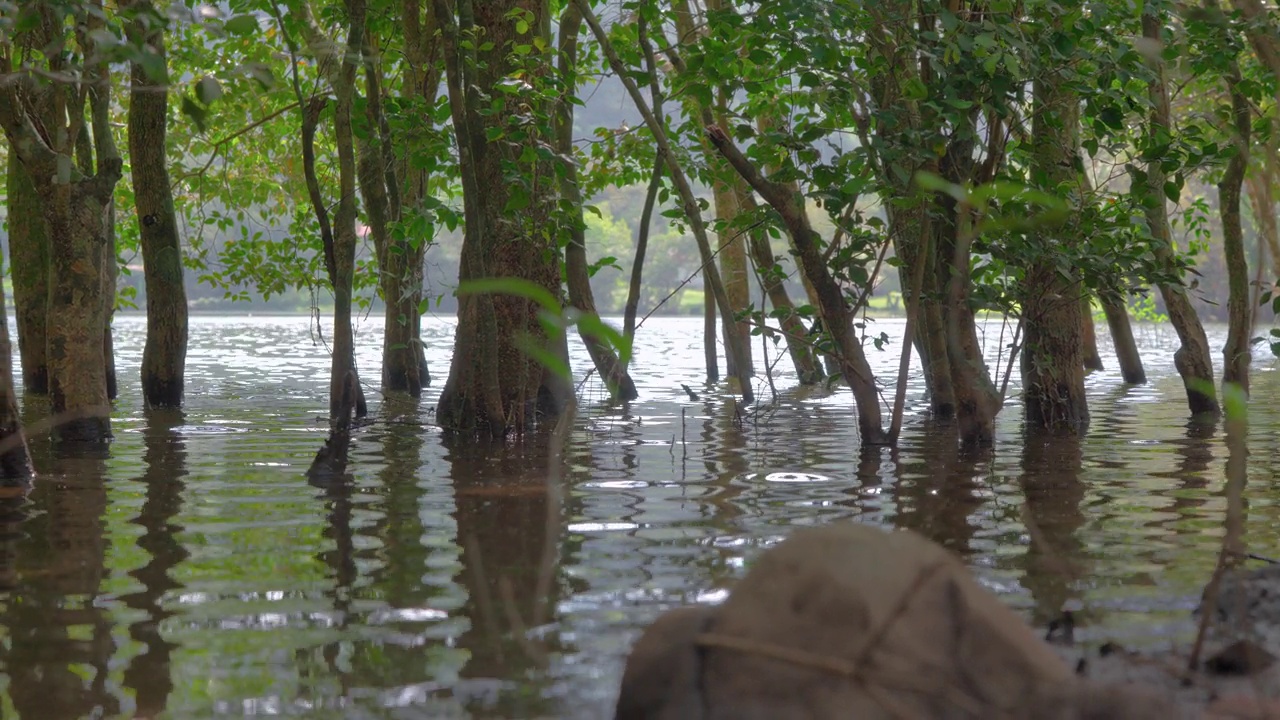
(738, 190), (823, 384)
(126, 0), (189, 408)
(292, 1), (369, 423)
(1221, 65), (1251, 391)
(576, 0), (753, 402)
(1021, 55), (1088, 434)
(623, 157), (663, 347)
(0, 247), (34, 484)
(556, 5), (637, 402)
(1141, 4), (1219, 415)
(1102, 297), (1147, 384)
(1081, 296), (1103, 372)
(703, 278), (720, 381)
(707, 127), (886, 444)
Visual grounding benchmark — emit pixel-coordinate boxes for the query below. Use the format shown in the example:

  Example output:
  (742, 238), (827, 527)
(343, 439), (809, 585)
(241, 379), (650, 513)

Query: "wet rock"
(616, 523), (1179, 720)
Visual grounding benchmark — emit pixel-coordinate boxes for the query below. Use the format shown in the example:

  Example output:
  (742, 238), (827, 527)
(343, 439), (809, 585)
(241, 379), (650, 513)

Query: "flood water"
(0, 313), (1277, 718)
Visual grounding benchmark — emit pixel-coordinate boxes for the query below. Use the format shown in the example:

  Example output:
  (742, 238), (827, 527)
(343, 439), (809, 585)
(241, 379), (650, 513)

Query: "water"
(0, 313), (1277, 718)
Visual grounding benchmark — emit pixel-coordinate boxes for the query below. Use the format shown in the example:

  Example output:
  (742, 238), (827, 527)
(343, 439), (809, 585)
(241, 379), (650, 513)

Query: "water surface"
(0, 313), (1276, 718)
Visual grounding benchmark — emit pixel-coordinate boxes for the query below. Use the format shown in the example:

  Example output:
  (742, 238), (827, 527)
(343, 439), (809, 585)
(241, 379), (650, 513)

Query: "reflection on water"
(0, 314), (1275, 717)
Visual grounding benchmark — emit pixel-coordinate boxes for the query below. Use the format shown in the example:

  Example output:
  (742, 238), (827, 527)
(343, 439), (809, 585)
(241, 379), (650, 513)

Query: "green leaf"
(224, 14), (259, 36)
(458, 277), (559, 314)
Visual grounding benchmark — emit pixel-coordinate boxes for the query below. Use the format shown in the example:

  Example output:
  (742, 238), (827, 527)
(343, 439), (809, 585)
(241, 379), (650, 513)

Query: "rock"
(616, 523), (1181, 720)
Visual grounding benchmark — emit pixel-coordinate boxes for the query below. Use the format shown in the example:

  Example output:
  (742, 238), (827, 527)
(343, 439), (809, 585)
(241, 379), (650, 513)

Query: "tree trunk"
(1081, 296), (1103, 372)
(380, 0), (440, 397)
(937, 198), (1000, 446)
(4, 142), (50, 394)
(738, 190), (823, 384)
(1221, 66), (1251, 392)
(557, 5), (637, 402)
(0, 247), (34, 484)
(435, 0), (575, 436)
(1141, 4), (1219, 416)
(576, 0), (753, 402)
(1101, 297), (1146, 384)
(329, 0), (367, 423)
(1020, 58), (1088, 434)
(0, 23), (121, 443)
(1246, 173), (1280, 280)
(713, 166), (752, 380)
(708, 128), (886, 444)
(126, 1), (188, 408)
(891, 202), (956, 418)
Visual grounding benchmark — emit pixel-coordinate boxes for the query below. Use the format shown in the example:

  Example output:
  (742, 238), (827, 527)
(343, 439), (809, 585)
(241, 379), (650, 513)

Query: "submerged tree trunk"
(1020, 59), (1088, 434)
(1220, 66), (1251, 392)
(126, 0), (189, 408)
(5, 141), (50, 394)
(1141, 5), (1219, 416)
(435, 0), (575, 436)
(0, 249), (34, 484)
(556, 6), (637, 402)
(1101, 297), (1146, 384)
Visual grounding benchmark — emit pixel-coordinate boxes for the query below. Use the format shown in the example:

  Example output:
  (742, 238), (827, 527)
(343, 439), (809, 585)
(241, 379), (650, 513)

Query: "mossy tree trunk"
(126, 0), (189, 408)
(434, 0), (574, 436)
(1020, 53), (1089, 434)
(1141, 3), (1219, 416)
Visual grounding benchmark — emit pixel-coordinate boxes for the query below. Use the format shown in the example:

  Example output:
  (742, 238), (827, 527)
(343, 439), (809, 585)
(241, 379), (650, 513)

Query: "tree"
(433, 0), (575, 436)
(1140, 0), (1219, 415)
(0, 245), (34, 484)
(124, 0), (189, 408)
(0, 1), (122, 442)
(1020, 14), (1089, 434)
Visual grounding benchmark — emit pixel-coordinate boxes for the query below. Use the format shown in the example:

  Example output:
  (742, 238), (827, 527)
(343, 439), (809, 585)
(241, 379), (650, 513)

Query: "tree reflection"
(1, 445), (117, 719)
(445, 435), (563, 716)
(890, 420), (984, 557)
(121, 409), (190, 717)
(1019, 434), (1087, 625)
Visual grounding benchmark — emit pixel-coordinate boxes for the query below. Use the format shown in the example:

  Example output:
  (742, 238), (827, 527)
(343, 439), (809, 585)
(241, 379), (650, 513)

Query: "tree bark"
(1141, 5), (1219, 415)
(1221, 66), (1251, 392)
(556, 5), (637, 402)
(434, 0), (576, 436)
(0, 247), (34, 484)
(1021, 56), (1089, 434)
(1246, 174), (1280, 280)
(126, 0), (189, 408)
